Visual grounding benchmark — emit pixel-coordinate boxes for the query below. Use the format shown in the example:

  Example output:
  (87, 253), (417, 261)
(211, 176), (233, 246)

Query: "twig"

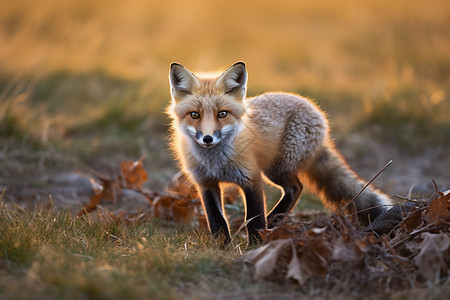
(383, 252), (416, 267)
(389, 223), (436, 249)
(407, 183), (416, 200)
(393, 194), (420, 203)
(344, 160), (393, 210)
(347, 203), (397, 217)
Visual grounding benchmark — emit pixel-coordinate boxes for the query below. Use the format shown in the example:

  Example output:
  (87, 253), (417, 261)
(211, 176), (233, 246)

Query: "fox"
(168, 62), (392, 246)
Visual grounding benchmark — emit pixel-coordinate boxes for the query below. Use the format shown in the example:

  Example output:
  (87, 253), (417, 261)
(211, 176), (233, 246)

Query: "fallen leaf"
(413, 232), (450, 282)
(172, 198), (196, 224)
(153, 195), (196, 224)
(78, 192), (103, 217)
(306, 226), (328, 236)
(286, 240), (309, 284)
(300, 235), (332, 276)
(424, 192), (450, 224)
(284, 235), (333, 285)
(120, 155), (148, 189)
(90, 178), (104, 195)
(77, 176), (118, 217)
(244, 239), (291, 279)
(332, 236), (368, 262)
(166, 172), (197, 199)
(404, 207), (423, 230)
(260, 226), (297, 243)
(100, 175), (119, 203)
(153, 196), (174, 220)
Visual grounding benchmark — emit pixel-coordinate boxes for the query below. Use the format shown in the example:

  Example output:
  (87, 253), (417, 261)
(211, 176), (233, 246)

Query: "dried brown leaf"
(332, 236), (368, 262)
(424, 192), (450, 224)
(413, 232), (450, 282)
(260, 226), (297, 243)
(305, 226), (327, 236)
(301, 235), (333, 276)
(90, 178), (104, 195)
(77, 177), (118, 217)
(100, 176), (119, 203)
(166, 172), (198, 200)
(404, 208), (422, 230)
(172, 198), (195, 224)
(244, 239), (291, 280)
(120, 156), (148, 189)
(77, 193), (103, 217)
(153, 195), (195, 224)
(243, 190), (450, 290)
(153, 196), (174, 220)
(286, 240), (310, 284)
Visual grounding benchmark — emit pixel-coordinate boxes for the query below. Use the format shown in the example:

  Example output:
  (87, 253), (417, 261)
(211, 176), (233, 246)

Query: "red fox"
(168, 62), (392, 245)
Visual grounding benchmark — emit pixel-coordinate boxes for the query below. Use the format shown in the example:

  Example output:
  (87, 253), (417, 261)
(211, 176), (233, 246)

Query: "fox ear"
(216, 62), (247, 99)
(169, 63), (200, 100)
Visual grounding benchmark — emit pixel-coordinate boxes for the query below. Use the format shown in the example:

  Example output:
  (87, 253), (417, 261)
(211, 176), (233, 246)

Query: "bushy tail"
(305, 144), (392, 224)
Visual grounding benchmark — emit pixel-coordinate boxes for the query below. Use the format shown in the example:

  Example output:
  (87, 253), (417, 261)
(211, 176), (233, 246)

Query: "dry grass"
(0, 0), (449, 298)
(0, 202), (248, 300)
(1, 0), (449, 143)
(1, 0), (449, 89)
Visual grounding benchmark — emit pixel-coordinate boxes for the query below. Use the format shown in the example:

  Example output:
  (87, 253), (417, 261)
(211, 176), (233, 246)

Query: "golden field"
(0, 0), (449, 195)
(2, 0), (449, 91)
(1, 1), (450, 299)
(1, 0), (449, 188)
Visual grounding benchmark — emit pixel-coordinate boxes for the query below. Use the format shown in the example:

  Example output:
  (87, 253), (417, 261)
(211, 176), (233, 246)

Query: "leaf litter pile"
(245, 189), (449, 292)
(79, 157), (449, 293)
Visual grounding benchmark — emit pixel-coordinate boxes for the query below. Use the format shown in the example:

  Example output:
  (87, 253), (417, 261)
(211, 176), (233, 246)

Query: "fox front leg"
(199, 183), (231, 245)
(242, 179), (266, 246)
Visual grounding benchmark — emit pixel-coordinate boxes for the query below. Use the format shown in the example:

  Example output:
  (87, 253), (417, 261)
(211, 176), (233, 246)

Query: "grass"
(1, 0), (449, 298)
(1, 201), (448, 300)
(0, 202), (251, 300)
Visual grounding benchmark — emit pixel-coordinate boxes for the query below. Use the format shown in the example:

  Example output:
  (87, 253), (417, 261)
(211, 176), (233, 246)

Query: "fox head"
(169, 62), (247, 149)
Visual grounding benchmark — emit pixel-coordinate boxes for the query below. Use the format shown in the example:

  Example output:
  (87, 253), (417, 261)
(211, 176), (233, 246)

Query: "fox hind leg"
(266, 172), (303, 228)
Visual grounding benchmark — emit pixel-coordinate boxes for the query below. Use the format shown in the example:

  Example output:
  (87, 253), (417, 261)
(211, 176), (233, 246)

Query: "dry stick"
(393, 194), (420, 203)
(389, 223), (437, 249)
(347, 203), (397, 217)
(431, 178), (445, 197)
(344, 160), (393, 211)
(407, 183), (416, 200)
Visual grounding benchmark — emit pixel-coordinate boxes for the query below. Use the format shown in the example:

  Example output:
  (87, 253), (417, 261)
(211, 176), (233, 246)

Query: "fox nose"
(203, 135), (213, 144)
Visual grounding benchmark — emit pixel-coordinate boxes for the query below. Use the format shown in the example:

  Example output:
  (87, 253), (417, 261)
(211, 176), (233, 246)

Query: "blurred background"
(1, 0), (449, 203)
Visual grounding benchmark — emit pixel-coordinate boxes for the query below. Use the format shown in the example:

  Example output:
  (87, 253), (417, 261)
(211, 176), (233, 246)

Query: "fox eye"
(190, 111), (200, 119)
(218, 111), (227, 118)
